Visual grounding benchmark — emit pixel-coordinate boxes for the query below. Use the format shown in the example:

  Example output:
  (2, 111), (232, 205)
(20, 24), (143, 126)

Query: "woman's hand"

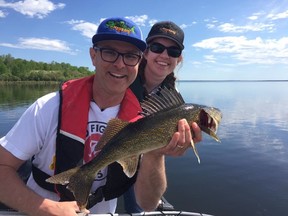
(152, 119), (202, 157)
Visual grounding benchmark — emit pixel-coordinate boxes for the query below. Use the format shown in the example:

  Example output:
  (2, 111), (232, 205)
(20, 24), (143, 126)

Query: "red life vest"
(32, 75), (142, 208)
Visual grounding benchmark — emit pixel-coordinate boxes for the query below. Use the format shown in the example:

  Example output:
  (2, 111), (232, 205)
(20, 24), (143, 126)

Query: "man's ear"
(90, 47), (97, 66)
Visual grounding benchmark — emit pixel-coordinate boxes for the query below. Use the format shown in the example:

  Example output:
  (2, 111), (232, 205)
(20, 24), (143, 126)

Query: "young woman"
(125, 21), (202, 213)
(131, 21), (184, 101)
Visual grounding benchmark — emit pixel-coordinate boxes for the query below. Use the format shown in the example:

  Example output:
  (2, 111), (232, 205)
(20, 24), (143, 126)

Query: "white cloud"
(66, 20), (97, 39)
(0, 37), (75, 54)
(190, 61), (202, 65)
(204, 18), (219, 23)
(217, 22), (275, 33)
(193, 36), (288, 65)
(66, 16), (150, 39)
(180, 21), (197, 29)
(267, 10), (288, 20)
(206, 23), (216, 29)
(248, 15), (258, 20)
(204, 55), (216, 63)
(180, 24), (188, 29)
(0, 9), (7, 17)
(247, 12), (265, 21)
(0, 0), (65, 19)
(148, 19), (158, 27)
(205, 10), (285, 33)
(125, 15), (148, 26)
(65, 16), (195, 40)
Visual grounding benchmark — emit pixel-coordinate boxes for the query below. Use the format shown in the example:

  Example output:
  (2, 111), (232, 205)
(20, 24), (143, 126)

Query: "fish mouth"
(199, 108), (221, 142)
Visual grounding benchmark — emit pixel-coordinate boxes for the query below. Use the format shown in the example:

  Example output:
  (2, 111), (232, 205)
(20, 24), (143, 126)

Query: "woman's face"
(144, 37), (182, 81)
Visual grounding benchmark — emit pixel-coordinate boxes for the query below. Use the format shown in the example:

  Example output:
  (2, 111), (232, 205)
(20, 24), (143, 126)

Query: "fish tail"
(190, 140), (201, 164)
(46, 166), (96, 209)
(46, 166), (80, 185)
(68, 170), (96, 209)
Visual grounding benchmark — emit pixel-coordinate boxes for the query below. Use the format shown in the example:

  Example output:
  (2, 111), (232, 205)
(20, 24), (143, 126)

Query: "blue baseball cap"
(92, 17), (147, 52)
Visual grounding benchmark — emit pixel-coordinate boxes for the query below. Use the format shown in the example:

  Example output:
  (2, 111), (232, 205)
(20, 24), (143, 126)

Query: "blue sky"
(0, 0), (287, 80)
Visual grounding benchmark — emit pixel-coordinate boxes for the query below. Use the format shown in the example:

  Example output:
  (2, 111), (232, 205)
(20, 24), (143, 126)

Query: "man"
(0, 17), (201, 216)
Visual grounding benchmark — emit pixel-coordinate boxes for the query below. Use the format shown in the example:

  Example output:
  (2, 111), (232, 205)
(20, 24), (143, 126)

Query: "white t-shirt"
(0, 91), (120, 213)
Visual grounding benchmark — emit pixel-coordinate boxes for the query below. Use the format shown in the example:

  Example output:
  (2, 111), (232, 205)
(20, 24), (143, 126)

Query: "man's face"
(90, 40), (142, 96)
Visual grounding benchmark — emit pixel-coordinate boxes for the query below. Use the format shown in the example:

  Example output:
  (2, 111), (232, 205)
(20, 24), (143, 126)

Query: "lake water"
(0, 81), (287, 216)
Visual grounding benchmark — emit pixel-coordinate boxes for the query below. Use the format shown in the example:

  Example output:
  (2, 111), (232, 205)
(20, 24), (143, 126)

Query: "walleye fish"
(46, 87), (222, 209)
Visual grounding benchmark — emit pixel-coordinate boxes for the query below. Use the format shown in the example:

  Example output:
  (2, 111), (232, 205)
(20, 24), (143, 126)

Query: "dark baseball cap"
(146, 21), (184, 50)
(92, 17), (147, 52)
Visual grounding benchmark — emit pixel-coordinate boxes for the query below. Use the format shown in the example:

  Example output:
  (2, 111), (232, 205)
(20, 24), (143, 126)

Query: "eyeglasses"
(93, 46), (142, 66)
(148, 42), (182, 58)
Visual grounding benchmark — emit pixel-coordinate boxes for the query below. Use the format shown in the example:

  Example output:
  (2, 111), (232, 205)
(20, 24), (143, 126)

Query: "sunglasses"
(148, 42), (182, 58)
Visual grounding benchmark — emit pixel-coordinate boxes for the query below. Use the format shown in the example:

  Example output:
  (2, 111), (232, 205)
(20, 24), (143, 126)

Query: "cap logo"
(160, 27), (177, 35)
(106, 20), (135, 34)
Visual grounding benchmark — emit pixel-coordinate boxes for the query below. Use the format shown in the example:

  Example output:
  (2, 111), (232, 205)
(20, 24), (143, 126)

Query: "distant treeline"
(0, 54), (93, 82)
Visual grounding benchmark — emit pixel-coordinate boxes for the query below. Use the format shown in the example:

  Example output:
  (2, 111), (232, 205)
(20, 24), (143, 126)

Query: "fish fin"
(46, 166), (80, 185)
(95, 118), (130, 151)
(140, 87), (185, 117)
(117, 155), (140, 178)
(190, 140), (201, 164)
